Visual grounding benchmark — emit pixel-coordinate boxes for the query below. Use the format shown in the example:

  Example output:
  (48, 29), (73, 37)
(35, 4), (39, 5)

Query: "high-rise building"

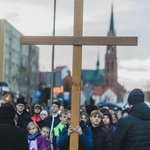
(0, 20), (39, 101)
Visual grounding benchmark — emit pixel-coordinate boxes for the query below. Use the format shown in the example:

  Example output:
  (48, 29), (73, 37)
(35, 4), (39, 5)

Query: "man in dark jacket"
(112, 88), (150, 150)
(16, 97), (32, 131)
(0, 103), (29, 150)
(90, 110), (112, 150)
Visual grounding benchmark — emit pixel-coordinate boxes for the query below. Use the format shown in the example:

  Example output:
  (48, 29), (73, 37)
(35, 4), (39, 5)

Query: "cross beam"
(20, 36), (137, 46)
(20, 0), (138, 150)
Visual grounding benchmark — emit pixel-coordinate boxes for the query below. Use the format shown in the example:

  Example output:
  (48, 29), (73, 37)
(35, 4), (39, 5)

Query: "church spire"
(108, 2), (116, 36)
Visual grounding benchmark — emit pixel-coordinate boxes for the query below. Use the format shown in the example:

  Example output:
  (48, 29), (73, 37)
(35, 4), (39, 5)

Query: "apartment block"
(0, 20), (39, 101)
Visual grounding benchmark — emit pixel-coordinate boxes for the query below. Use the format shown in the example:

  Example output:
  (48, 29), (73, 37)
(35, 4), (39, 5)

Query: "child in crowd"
(27, 122), (50, 150)
(122, 108), (130, 118)
(37, 110), (48, 129)
(41, 126), (50, 141)
(102, 112), (116, 138)
(53, 109), (69, 150)
(40, 110), (48, 120)
(40, 126), (51, 149)
(111, 112), (118, 127)
(80, 112), (89, 126)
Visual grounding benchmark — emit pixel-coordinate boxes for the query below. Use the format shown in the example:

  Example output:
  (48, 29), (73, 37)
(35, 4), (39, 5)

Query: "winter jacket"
(109, 125), (116, 138)
(57, 120), (93, 150)
(28, 130), (50, 150)
(31, 113), (41, 122)
(0, 120), (29, 150)
(112, 102), (150, 150)
(90, 124), (112, 150)
(44, 114), (60, 131)
(17, 111), (32, 131)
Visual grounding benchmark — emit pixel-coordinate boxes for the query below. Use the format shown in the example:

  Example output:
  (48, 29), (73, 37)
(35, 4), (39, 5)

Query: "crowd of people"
(0, 88), (150, 150)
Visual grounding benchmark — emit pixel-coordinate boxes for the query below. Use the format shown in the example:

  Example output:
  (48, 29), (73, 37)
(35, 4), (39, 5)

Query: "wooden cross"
(20, 0), (137, 150)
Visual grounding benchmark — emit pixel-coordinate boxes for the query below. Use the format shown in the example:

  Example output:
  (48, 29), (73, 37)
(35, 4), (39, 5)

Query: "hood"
(130, 102), (150, 120)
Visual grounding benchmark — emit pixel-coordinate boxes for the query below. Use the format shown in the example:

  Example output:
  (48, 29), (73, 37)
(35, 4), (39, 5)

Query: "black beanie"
(103, 112), (113, 125)
(128, 88), (144, 105)
(0, 103), (16, 120)
(86, 105), (98, 115)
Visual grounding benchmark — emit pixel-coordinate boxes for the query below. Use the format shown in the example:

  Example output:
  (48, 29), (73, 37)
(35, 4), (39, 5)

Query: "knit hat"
(86, 105), (98, 115)
(40, 110), (48, 117)
(128, 88), (144, 105)
(0, 103), (16, 120)
(103, 112), (113, 124)
(16, 97), (26, 105)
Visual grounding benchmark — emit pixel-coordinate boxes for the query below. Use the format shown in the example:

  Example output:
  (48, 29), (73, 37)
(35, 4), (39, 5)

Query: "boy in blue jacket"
(57, 112), (93, 150)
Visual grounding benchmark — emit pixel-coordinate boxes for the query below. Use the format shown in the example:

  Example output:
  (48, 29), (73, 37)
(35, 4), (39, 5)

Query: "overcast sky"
(0, 0), (150, 91)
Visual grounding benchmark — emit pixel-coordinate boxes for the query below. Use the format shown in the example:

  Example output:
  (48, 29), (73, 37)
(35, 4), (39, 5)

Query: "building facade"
(0, 20), (39, 102)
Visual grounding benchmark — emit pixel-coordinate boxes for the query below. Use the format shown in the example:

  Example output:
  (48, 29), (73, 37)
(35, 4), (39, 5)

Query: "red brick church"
(81, 4), (126, 103)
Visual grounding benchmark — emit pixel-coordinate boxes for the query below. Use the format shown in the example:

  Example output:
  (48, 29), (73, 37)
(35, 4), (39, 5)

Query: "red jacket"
(31, 114), (41, 122)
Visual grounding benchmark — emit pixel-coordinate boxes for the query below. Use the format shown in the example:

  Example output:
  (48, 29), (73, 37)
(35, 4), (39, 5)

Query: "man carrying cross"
(20, 0), (137, 150)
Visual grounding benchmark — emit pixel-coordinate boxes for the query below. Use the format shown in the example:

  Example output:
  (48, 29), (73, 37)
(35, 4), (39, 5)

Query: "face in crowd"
(34, 106), (41, 114)
(90, 110), (103, 127)
(103, 115), (110, 127)
(16, 103), (25, 112)
(80, 112), (89, 124)
(59, 110), (68, 125)
(40, 113), (47, 120)
(27, 122), (38, 135)
(41, 127), (50, 139)
(51, 103), (59, 114)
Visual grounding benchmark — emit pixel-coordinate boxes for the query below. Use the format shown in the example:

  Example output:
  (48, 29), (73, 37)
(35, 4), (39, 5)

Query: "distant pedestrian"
(112, 88), (150, 150)
(0, 102), (29, 150)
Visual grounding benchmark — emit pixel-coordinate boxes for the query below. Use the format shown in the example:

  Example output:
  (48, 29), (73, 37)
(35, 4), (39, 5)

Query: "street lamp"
(50, 0), (57, 107)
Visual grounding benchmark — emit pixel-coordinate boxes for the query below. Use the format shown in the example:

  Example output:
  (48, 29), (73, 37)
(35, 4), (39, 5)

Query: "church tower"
(103, 4), (118, 87)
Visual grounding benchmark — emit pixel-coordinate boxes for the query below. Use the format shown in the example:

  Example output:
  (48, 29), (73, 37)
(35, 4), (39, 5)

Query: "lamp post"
(0, 82), (2, 100)
(50, 0), (57, 107)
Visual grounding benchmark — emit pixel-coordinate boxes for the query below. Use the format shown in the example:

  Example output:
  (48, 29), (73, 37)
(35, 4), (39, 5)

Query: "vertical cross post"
(69, 0), (83, 149)
(20, 1), (138, 150)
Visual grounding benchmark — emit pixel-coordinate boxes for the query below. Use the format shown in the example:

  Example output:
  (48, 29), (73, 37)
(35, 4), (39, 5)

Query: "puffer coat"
(112, 102), (150, 150)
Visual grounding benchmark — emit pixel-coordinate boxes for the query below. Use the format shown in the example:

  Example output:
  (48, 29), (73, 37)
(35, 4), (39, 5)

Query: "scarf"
(28, 130), (41, 140)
